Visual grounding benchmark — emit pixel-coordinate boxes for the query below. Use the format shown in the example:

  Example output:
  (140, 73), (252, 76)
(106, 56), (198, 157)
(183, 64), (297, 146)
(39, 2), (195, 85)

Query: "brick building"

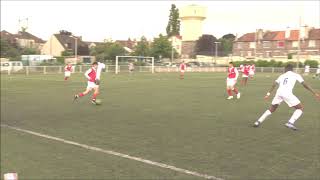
(233, 27), (320, 59)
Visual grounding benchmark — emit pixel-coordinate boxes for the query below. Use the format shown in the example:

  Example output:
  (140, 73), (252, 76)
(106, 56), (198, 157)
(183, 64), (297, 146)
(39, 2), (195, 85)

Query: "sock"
(64, 77), (68, 80)
(257, 110), (272, 123)
(79, 93), (84, 97)
(233, 88), (238, 94)
(227, 89), (232, 96)
(92, 93), (98, 100)
(288, 109), (303, 124)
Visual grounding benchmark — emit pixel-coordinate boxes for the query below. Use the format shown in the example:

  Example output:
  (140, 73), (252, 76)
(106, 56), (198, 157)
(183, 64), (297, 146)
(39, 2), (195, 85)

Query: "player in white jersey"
(304, 64), (310, 76)
(254, 64), (320, 130)
(313, 65), (320, 79)
(95, 61), (106, 85)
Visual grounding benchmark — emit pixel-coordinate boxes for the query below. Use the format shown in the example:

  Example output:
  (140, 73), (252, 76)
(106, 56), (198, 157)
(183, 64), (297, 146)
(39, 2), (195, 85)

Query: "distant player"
(74, 62), (100, 104)
(179, 61), (186, 79)
(249, 64), (255, 79)
(241, 64), (250, 86)
(128, 62), (134, 74)
(314, 65), (320, 79)
(226, 62), (240, 100)
(64, 63), (73, 80)
(304, 64), (310, 76)
(254, 64), (320, 130)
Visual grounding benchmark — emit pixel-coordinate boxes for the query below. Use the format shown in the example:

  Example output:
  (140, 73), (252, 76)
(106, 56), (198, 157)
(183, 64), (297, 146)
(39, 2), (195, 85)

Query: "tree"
(219, 34), (236, 56)
(166, 4), (180, 37)
(90, 42), (126, 62)
(195, 34), (218, 56)
(0, 39), (20, 61)
(132, 36), (150, 56)
(150, 34), (174, 59)
(21, 47), (39, 55)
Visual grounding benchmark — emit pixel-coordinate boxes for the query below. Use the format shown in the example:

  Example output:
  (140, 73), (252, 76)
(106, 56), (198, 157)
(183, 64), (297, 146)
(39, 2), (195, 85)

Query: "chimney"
(300, 25), (309, 40)
(285, 27), (290, 39)
(256, 29), (264, 41)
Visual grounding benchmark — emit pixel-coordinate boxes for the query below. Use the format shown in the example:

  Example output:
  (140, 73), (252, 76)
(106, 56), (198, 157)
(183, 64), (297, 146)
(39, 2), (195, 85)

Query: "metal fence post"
(59, 66), (62, 73)
(26, 66), (29, 75)
(43, 66), (46, 74)
(261, 67), (264, 73)
(79, 65), (82, 73)
(272, 67), (274, 73)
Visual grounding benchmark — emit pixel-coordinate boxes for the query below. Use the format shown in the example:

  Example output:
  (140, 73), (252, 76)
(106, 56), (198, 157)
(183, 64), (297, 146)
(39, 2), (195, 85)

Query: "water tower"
(180, 4), (207, 41)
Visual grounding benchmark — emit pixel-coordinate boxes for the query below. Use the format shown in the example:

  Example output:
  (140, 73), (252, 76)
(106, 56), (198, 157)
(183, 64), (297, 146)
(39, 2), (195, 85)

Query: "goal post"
(115, 56), (154, 74)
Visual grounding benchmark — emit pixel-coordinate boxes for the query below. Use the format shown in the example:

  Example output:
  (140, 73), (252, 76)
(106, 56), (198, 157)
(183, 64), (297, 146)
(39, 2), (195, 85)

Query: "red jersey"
(85, 68), (97, 82)
(243, 65), (250, 76)
(180, 63), (186, 70)
(228, 67), (238, 79)
(65, 65), (72, 72)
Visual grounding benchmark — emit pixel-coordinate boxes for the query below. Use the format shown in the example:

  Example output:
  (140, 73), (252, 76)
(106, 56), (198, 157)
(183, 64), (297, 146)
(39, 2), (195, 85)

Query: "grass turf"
(1, 72), (320, 179)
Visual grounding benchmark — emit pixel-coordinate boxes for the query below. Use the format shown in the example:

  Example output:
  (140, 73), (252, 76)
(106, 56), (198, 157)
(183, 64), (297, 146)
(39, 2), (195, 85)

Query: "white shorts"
(271, 93), (301, 107)
(87, 81), (98, 90)
(180, 70), (185, 73)
(65, 71), (71, 77)
(226, 78), (237, 87)
(242, 74), (249, 78)
(249, 70), (254, 76)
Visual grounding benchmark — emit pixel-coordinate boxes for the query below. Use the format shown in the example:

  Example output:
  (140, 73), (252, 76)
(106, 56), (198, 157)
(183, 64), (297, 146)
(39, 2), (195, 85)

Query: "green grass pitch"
(1, 72), (319, 179)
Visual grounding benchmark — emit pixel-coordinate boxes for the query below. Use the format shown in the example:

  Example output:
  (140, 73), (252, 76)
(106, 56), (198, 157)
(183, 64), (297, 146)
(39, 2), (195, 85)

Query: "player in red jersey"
(64, 63), (73, 80)
(73, 62), (100, 104)
(179, 61), (186, 79)
(249, 64), (255, 79)
(241, 64), (250, 86)
(226, 62), (241, 100)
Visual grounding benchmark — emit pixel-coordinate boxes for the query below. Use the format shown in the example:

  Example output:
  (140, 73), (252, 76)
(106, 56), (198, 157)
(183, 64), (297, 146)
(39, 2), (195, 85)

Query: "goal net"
(114, 56), (155, 74)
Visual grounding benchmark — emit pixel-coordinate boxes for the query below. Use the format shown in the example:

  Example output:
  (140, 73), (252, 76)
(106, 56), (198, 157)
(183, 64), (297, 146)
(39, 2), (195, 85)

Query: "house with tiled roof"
(41, 31), (94, 64)
(233, 26), (320, 59)
(0, 30), (45, 50)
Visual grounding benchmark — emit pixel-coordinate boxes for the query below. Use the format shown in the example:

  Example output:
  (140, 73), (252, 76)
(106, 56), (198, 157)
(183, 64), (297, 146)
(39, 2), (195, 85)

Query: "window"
(249, 42), (256, 48)
(247, 51), (252, 57)
(309, 40), (316, 47)
(237, 42), (243, 49)
(1, 63), (9, 67)
(277, 41), (285, 48)
(263, 41), (270, 48)
(292, 41), (299, 48)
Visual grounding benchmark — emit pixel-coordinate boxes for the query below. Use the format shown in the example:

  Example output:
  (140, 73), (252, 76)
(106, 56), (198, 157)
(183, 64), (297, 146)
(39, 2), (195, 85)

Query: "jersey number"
(283, 78), (288, 85)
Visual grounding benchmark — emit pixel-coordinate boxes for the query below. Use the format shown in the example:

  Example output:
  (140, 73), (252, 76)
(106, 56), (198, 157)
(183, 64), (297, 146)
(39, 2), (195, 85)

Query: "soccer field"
(1, 72), (319, 179)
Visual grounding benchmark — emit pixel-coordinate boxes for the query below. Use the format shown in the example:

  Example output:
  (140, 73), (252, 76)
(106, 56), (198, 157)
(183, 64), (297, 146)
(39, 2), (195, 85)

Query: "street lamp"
(169, 37), (174, 63)
(69, 35), (78, 62)
(214, 42), (221, 65)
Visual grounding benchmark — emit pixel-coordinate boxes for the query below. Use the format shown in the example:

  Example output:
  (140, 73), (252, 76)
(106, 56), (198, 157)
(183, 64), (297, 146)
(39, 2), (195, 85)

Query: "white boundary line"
(1, 124), (224, 180)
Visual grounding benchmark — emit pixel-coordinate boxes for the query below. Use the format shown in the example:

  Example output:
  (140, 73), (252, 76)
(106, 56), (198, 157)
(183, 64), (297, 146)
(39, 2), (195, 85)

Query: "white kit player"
(254, 64), (320, 130)
(314, 65), (320, 79)
(95, 61), (106, 85)
(128, 62), (134, 74)
(226, 62), (240, 100)
(304, 64), (310, 76)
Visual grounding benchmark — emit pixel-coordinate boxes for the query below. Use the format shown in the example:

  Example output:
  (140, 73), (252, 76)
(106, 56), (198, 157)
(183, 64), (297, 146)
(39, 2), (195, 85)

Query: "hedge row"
(233, 60), (318, 68)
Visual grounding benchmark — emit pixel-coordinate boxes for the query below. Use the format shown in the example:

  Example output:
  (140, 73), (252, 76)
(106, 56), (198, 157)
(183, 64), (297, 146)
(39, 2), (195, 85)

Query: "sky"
(1, 1), (319, 42)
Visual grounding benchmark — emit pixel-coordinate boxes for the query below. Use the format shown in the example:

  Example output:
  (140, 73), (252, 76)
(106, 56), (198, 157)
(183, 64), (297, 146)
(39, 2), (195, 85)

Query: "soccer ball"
(95, 99), (102, 105)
